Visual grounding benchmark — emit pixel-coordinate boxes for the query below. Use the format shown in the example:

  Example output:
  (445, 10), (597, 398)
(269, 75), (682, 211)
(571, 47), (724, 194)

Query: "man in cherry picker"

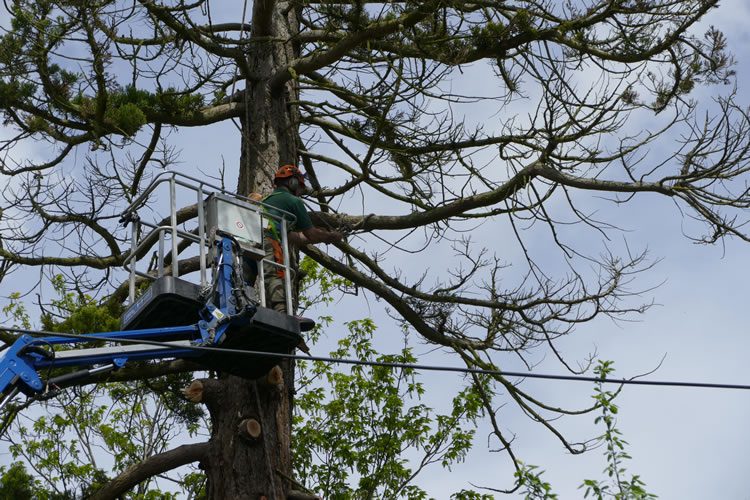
(258, 164), (342, 314)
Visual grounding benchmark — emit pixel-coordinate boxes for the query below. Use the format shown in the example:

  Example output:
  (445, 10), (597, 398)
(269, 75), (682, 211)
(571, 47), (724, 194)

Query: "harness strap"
(262, 191), (283, 240)
(266, 237), (285, 279)
(262, 192), (287, 278)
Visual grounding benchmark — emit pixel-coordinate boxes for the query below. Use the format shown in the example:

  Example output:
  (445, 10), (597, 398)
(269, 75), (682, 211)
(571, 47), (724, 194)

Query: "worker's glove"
(325, 231), (344, 243)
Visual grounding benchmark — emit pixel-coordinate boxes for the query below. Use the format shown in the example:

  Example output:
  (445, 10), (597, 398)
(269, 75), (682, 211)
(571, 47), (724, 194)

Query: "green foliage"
(106, 84), (205, 119)
(298, 256), (356, 347)
(7, 381), (186, 498)
(2, 271), (657, 499)
(579, 361), (657, 500)
(293, 317), (485, 499)
(180, 471), (207, 500)
(2, 278), (203, 498)
(0, 462), (42, 499)
(299, 256), (354, 311)
(0, 0), (207, 139)
(0, 0), (201, 138)
(511, 361), (658, 500)
(69, 84), (205, 137)
(0, 79), (36, 108)
(40, 275), (121, 334)
(515, 462), (557, 500)
(2, 291), (32, 329)
(0, 459), (104, 499)
(470, 10), (536, 52)
(105, 102), (147, 137)
(451, 490), (494, 500)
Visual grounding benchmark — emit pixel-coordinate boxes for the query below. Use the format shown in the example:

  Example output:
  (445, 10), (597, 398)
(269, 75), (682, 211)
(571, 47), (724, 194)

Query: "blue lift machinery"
(0, 172), (306, 411)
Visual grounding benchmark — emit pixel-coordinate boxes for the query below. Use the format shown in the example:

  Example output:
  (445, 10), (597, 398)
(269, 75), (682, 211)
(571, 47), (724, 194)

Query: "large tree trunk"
(203, 3), (301, 499)
(201, 372), (294, 499)
(237, 2), (300, 198)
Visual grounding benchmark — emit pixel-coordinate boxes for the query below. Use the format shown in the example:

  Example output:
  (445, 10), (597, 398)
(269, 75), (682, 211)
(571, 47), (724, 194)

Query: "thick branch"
(147, 102), (243, 127)
(270, 2), (437, 89)
(314, 161), (540, 231)
(536, 164), (674, 195)
(0, 248), (122, 270)
(303, 245), (473, 349)
(137, 0), (242, 59)
(90, 442), (209, 500)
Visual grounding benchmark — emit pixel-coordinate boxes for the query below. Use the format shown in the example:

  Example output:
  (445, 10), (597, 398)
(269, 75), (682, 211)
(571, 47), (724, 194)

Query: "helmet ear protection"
(274, 164), (306, 194)
(287, 175), (301, 193)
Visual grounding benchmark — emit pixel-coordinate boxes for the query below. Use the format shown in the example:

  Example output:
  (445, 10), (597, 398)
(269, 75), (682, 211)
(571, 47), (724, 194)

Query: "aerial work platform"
(0, 172), (307, 409)
(119, 171), (304, 363)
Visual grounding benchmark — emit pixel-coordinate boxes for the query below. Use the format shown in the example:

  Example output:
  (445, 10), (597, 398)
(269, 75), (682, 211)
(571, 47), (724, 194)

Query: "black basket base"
(122, 277), (204, 331)
(197, 307), (303, 379)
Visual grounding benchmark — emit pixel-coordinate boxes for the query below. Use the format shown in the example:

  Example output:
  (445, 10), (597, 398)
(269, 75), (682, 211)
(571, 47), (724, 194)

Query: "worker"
(259, 164), (342, 314)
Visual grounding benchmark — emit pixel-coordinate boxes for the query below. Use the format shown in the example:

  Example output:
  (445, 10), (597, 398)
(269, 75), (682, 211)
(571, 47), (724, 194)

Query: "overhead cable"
(2, 327), (750, 391)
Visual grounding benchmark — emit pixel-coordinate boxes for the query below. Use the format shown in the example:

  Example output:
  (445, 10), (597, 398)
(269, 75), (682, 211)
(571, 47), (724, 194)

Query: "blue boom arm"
(0, 237), (270, 411)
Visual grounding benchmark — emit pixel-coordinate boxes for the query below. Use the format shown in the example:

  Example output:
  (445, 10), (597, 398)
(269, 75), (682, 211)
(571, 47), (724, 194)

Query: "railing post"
(258, 243), (267, 308)
(129, 218), (138, 304)
(280, 217), (293, 314)
(158, 230), (165, 278)
(197, 184), (206, 287)
(169, 176), (179, 277)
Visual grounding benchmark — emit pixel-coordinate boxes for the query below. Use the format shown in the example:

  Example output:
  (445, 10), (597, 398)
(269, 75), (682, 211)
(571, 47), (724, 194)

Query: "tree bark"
(203, 375), (293, 499)
(237, 2), (300, 198)
(203, 3), (301, 499)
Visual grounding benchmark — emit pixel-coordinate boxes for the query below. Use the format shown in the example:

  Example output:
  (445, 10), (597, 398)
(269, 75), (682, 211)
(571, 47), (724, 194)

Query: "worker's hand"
(302, 227), (343, 245)
(325, 231), (343, 243)
(288, 232), (308, 247)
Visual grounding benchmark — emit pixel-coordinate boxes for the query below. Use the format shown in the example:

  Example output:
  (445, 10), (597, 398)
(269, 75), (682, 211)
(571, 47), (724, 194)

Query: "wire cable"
(2, 326), (750, 391)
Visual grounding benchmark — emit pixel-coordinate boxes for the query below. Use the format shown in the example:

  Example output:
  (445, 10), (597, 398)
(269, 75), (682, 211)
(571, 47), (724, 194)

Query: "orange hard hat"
(274, 164), (303, 180)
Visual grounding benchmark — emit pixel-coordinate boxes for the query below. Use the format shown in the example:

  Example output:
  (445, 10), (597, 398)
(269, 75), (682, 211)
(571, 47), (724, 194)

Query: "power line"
(3, 326), (750, 391)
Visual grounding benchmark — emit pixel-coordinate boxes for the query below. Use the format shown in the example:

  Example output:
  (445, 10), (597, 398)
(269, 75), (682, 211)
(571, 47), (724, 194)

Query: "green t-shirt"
(263, 188), (313, 238)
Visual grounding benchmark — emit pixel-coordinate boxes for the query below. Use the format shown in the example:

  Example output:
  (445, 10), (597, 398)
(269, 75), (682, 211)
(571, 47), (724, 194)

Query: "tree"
(0, 0), (748, 497)
(0, 265), (489, 499)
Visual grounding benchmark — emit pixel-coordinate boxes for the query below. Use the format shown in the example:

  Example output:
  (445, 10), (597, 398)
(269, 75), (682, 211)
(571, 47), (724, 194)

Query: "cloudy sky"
(409, 3), (750, 497)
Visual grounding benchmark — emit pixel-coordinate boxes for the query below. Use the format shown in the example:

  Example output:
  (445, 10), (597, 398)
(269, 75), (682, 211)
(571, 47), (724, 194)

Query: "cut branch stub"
(261, 365), (284, 388)
(182, 380), (204, 403)
(182, 378), (224, 407)
(238, 418), (262, 443)
(268, 365), (284, 386)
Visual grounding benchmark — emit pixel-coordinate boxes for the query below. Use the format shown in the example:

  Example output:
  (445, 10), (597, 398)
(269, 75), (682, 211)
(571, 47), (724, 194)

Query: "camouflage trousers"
(241, 237), (295, 314)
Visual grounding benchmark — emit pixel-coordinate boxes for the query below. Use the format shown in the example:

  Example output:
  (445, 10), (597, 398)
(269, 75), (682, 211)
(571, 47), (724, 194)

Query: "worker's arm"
(289, 226), (342, 246)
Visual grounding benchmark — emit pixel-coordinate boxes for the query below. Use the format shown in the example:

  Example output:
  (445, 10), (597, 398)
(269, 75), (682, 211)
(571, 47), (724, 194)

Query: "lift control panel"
(205, 193), (264, 260)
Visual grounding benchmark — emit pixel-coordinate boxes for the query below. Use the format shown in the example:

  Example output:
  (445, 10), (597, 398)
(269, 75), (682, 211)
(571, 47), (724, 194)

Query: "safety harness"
(262, 191), (288, 279)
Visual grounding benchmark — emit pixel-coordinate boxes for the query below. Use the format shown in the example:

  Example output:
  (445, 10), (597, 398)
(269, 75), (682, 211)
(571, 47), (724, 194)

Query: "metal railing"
(120, 171), (296, 312)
